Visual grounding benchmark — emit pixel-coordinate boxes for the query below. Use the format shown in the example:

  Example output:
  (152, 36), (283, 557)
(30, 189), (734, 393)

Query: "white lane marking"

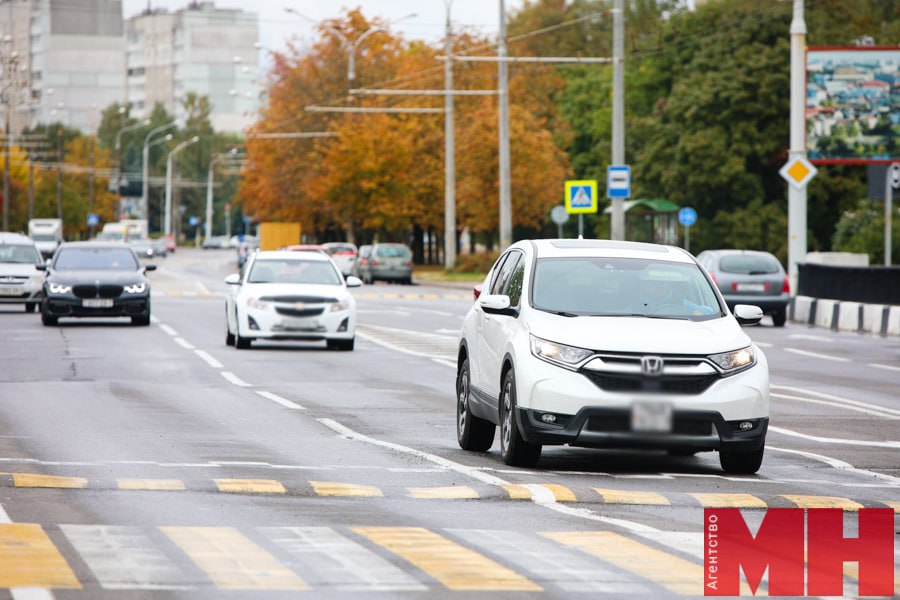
(318, 418), (659, 532)
(789, 334), (834, 342)
(256, 391), (305, 410)
(150, 315), (161, 324)
(769, 426), (900, 449)
(772, 393), (900, 419)
(259, 527), (426, 591)
(194, 350), (223, 369)
(869, 363), (900, 373)
(783, 348), (850, 362)
(771, 385), (900, 418)
(220, 371), (251, 387)
(195, 282), (211, 295)
(60, 525), (191, 590)
(11, 589), (55, 600)
(0, 503), (10, 523)
(356, 331), (453, 362)
(436, 328), (460, 334)
(356, 309), (413, 316)
(159, 324), (178, 336)
(767, 445), (900, 486)
(173, 337), (195, 350)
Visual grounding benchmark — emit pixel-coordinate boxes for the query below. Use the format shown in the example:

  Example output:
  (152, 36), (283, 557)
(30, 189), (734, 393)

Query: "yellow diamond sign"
(780, 156), (818, 190)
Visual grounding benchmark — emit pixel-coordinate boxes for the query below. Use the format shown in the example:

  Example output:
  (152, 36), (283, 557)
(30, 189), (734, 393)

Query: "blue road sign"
(188, 216), (200, 227)
(678, 207), (697, 227)
(86, 213), (99, 227)
(606, 165), (631, 199)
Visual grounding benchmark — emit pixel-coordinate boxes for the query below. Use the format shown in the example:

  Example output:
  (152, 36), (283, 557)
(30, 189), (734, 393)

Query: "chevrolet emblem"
(293, 302), (306, 310)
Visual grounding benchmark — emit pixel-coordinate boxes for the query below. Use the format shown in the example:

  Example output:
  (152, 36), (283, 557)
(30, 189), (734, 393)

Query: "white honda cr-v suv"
(456, 239), (769, 474)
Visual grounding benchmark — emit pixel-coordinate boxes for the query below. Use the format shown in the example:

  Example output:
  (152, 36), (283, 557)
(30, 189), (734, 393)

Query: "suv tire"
(499, 367), (541, 467)
(719, 446), (764, 474)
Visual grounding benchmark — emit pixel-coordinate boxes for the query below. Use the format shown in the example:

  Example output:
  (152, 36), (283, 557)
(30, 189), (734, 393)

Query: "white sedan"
(225, 250), (361, 350)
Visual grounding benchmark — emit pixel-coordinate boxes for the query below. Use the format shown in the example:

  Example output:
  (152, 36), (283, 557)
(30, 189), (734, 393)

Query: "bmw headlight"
(124, 283), (146, 294)
(330, 298), (351, 312)
(708, 345), (756, 375)
(530, 334), (593, 369)
(48, 282), (71, 294)
(246, 297), (269, 310)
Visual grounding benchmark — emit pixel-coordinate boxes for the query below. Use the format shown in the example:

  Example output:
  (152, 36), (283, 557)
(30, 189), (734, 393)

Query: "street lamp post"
(114, 117), (150, 194)
(443, 0), (456, 269)
(206, 148), (243, 245)
(142, 121), (178, 222)
(165, 136), (200, 237)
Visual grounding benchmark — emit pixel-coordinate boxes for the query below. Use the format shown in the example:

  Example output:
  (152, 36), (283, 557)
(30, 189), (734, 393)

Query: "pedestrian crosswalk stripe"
(689, 493), (766, 508)
(13, 474), (87, 489)
(502, 484), (532, 500)
(214, 479), (285, 494)
(781, 495), (864, 510)
(117, 479), (186, 491)
(595, 488), (670, 505)
(408, 486), (479, 499)
(161, 527), (308, 590)
(61, 525), (190, 590)
(310, 481), (383, 497)
(353, 527), (542, 591)
(448, 529), (654, 594)
(542, 531), (703, 596)
(0, 524), (80, 589)
(259, 527), (426, 591)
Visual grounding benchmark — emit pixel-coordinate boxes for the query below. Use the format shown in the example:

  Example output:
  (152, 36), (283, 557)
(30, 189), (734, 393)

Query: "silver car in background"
(696, 249), (790, 327)
(0, 232), (44, 313)
(356, 243), (414, 285)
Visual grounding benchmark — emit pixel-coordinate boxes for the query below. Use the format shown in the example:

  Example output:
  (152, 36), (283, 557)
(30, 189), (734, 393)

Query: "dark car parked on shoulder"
(39, 242), (156, 326)
(696, 249), (790, 326)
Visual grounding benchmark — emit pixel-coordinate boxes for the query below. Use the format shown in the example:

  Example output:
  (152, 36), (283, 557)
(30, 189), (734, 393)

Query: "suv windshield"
(0, 244), (41, 264)
(719, 254), (781, 275)
(532, 257), (722, 320)
(248, 259), (342, 285)
(54, 247), (139, 270)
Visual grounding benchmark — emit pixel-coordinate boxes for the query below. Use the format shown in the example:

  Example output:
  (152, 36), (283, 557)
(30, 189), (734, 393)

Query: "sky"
(122, 1), (526, 67)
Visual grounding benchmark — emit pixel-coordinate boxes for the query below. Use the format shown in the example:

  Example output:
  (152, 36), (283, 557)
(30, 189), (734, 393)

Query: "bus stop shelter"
(604, 198), (679, 244)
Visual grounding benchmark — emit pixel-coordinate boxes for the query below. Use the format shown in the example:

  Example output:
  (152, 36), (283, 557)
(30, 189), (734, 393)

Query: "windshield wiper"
(548, 310), (578, 317)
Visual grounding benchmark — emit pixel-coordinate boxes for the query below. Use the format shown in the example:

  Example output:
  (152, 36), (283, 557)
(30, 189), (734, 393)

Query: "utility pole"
(443, 0), (456, 268)
(88, 139), (95, 238)
(27, 159), (33, 221)
(787, 0), (807, 290)
(56, 127), (63, 220)
(610, 0), (625, 241)
(497, 0), (512, 250)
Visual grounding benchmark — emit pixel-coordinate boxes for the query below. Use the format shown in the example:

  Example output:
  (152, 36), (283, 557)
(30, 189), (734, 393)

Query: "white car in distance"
(456, 239), (769, 474)
(225, 250), (361, 350)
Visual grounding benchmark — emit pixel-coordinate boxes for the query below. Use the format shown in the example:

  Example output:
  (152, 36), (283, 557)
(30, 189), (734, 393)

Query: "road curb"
(790, 295), (900, 336)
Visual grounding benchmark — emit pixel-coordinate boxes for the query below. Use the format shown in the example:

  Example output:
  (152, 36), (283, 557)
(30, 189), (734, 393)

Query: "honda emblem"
(640, 356), (664, 376)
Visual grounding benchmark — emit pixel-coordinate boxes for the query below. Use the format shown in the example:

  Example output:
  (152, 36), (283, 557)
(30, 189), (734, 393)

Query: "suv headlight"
(48, 282), (71, 294)
(708, 345), (756, 375)
(124, 283), (146, 294)
(530, 334), (593, 369)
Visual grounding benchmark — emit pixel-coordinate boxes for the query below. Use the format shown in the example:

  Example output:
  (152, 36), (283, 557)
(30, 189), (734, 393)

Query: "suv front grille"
(582, 371), (718, 395)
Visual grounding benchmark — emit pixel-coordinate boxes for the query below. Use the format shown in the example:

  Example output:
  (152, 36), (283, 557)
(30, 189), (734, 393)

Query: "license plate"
(282, 318), (320, 331)
(631, 401), (673, 432)
(0, 285), (20, 296)
(83, 298), (113, 308)
(735, 282), (766, 292)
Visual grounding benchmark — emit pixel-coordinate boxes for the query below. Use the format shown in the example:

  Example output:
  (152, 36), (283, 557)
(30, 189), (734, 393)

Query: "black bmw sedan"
(39, 242), (156, 326)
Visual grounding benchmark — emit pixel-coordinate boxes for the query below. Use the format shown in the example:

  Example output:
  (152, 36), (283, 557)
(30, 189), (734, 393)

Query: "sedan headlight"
(530, 334), (593, 369)
(330, 298), (351, 312)
(48, 282), (71, 294)
(708, 345), (756, 375)
(124, 283), (146, 294)
(246, 297), (269, 310)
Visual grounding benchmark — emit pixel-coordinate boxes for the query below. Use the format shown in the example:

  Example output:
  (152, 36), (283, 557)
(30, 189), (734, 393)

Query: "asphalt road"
(0, 248), (897, 599)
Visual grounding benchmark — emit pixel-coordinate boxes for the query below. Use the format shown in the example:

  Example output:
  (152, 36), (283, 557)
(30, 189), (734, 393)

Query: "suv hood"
(526, 309), (752, 355)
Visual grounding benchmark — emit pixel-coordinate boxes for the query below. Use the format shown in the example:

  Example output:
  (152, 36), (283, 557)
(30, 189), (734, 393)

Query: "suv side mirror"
(480, 294), (518, 317)
(734, 304), (764, 326)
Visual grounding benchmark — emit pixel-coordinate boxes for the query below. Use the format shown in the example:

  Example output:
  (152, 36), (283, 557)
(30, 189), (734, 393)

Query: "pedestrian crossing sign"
(565, 180), (598, 214)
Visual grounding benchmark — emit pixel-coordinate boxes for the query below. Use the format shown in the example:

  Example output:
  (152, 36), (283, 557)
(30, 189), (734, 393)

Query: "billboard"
(806, 47), (900, 164)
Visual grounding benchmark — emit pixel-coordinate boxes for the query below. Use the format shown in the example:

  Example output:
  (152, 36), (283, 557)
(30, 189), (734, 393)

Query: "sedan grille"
(73, 284), (123, 299)
(274, 306), (325, 318)
(260, 295), (337, 303)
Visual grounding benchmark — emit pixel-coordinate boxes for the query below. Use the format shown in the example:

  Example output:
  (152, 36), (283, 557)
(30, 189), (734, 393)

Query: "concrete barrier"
(837, 302), (861, 332)
(814, 299), (838, 329)
(792, 296), (814, 323)
(788, 296), (900, 337)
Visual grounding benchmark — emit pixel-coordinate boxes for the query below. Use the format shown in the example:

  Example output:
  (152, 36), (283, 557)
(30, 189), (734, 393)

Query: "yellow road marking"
(543, 531), (703, 595)
(383, 294), (399, 299)
(353, 527), (541, 591)
(883, 500), (900, 512)
(594, 488), (670, 505)
(538, 484), (576, 502)
(402, 294), (420, 299)
(422, 294), (439, 299)
(502, 484), (532, 500)
(214, 479), (285, 494)
(0, 524), (81, 588)
(162, 527), (306, 590)
(13, 473), (87, 489)
(408, 486), (479, 499)
(117, 479), (185, 491)
(781, 495), (863, 510)
(310, 481), (383, 497)
(690, 493), (766, 508)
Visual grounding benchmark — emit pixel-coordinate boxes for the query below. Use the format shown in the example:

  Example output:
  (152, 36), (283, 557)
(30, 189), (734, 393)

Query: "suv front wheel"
(499, 367), (541, 467)
(719, 446), (764, 474)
